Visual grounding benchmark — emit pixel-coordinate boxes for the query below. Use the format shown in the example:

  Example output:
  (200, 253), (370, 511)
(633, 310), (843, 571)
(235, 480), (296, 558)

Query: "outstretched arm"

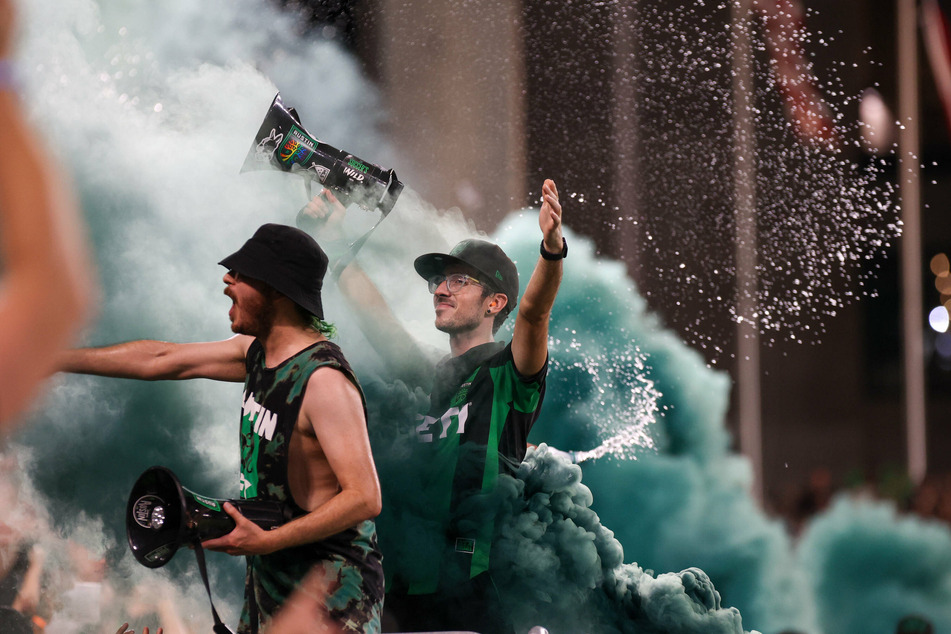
(511, 179), (564, 377)
(299, 190), (435, 385)
(203, 367), (381, 554)
(58, 335), (252, 382)
(0, 0), (98, 425)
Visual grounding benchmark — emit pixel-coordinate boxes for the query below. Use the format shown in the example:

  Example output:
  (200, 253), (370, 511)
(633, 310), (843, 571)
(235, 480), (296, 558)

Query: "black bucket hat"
(414, 239), (519, 308)
(219, 223), (328, 319)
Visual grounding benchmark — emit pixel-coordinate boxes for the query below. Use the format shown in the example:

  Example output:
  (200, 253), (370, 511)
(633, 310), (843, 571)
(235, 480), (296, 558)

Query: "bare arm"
(269, 366), (381, 547)
(336, 262), (435, 385)
(203, 367), (381, 554)
(511, 179), (564, 377)
(11, 545), (44, 615)
(300, 190), (434, 384)
(0, 0), (98, 425)
(58, 335), (252, 382)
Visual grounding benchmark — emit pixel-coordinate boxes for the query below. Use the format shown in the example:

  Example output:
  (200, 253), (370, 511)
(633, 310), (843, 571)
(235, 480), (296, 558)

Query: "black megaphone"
(126, 466), (292, 568)
(241, 93), (404, 216)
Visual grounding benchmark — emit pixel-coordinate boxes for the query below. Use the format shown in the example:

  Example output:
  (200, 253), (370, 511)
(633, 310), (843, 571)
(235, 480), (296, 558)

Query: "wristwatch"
(540, 237), (568, 261)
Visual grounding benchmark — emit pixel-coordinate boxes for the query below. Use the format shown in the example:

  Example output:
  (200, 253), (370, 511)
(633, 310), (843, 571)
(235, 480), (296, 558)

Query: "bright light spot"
(937, 273), (951, 295)
(929, 305), (950, 333)
(858, 87), (894, 155)
(930, 252), (950, 276)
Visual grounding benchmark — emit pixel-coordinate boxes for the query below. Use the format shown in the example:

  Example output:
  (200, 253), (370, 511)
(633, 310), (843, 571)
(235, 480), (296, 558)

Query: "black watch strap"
(540, 237), (568, 260)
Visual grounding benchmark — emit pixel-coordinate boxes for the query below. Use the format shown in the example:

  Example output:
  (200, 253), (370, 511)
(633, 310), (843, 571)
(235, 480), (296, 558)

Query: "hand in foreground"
(201, 502), (274, 556)
(263, 564), (344, 634)
(297, 189), (347, 242)
(539, 179), (564, 253)
(115, 624), (163, 634)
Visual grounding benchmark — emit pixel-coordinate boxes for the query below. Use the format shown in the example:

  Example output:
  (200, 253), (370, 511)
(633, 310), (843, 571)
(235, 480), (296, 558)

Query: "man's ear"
(272, 291), (299, 314)
(486, 293), (509, 315)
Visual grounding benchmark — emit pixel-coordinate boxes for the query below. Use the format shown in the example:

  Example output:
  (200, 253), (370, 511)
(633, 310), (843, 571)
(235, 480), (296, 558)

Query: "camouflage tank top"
(238, 338), (383, 634)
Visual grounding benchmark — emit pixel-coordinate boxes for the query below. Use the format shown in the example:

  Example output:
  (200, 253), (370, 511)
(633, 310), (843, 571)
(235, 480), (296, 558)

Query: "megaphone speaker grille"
(126, 466), (187, 569)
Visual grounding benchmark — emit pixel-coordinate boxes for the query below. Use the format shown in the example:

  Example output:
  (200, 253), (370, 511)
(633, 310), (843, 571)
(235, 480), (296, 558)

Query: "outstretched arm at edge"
(0, 0), (98, 426)
(511, 179), (564, 377)
(58, 335), (252, 382)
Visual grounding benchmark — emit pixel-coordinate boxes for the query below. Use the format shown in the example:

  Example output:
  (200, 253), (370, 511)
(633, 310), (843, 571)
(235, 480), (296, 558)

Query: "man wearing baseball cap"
(58, 223), (384, 634)
(303, 179), (565, 633)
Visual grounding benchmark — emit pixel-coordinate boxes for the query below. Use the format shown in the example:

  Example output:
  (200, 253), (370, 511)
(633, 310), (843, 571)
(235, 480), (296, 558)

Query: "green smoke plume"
(4, 1), (950, 633)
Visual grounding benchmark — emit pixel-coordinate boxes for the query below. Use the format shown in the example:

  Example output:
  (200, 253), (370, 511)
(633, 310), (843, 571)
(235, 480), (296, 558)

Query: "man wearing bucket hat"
(58, 223), (384, 634)
(304, 179), (565, 632)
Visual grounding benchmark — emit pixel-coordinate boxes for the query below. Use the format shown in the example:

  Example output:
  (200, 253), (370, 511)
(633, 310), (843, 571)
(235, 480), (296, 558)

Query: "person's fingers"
(304, 196), (329, 218)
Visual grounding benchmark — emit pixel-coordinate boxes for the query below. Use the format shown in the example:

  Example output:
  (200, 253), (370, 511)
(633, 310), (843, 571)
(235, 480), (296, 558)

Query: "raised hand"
(297, 188), (347, 243)
(539, 179), (563, 254)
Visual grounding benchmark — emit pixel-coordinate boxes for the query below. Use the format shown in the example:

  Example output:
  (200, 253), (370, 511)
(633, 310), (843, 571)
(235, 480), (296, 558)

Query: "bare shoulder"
(305, 365), (362, 398)
(225, 334), (254, 356)
(302, 366), (364, 422)
(183, 333), (253, 360)
(182, 334), (253, 375)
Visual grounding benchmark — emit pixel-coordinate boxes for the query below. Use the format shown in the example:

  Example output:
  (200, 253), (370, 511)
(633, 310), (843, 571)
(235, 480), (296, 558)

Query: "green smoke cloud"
(5, 1), (949, 633)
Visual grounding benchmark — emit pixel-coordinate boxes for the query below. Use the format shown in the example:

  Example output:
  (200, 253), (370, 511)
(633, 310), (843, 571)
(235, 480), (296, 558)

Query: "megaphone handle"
(192, 539), (235, 634)
(329, 214), (388, 281)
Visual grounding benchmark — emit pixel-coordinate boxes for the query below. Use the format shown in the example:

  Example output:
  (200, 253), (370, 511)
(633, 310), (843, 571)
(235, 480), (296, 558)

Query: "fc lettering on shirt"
(242, 390), (278, 441)
(415, 402), (470, 442)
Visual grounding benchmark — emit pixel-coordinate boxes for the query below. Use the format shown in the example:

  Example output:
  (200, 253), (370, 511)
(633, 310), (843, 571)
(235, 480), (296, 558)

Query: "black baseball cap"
(414, 239), (519, 308)
(219, 223), (329, 319)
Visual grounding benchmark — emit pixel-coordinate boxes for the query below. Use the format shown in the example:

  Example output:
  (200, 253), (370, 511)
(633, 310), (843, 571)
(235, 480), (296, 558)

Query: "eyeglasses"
(428, 273), (484, 294)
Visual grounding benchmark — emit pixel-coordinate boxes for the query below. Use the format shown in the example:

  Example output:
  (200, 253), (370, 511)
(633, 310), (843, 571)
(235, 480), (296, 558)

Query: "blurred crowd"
(775, 465), (951, 535)
(0, 450), (204, 634)
(908, 472), (951, 524)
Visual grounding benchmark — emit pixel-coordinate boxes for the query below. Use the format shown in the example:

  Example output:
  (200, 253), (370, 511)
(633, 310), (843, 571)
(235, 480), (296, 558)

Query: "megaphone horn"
(240, 93), (404, 215)
(126, 466), (292, 568)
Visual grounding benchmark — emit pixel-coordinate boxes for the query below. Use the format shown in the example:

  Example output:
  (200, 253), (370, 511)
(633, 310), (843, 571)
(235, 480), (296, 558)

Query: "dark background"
(271, 0), (951, 515)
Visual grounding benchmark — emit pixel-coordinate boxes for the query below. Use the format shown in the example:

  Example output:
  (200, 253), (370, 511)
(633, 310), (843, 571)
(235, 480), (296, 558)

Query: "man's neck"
(258, 322), (326, 368)
(449, 327), (495, 358)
